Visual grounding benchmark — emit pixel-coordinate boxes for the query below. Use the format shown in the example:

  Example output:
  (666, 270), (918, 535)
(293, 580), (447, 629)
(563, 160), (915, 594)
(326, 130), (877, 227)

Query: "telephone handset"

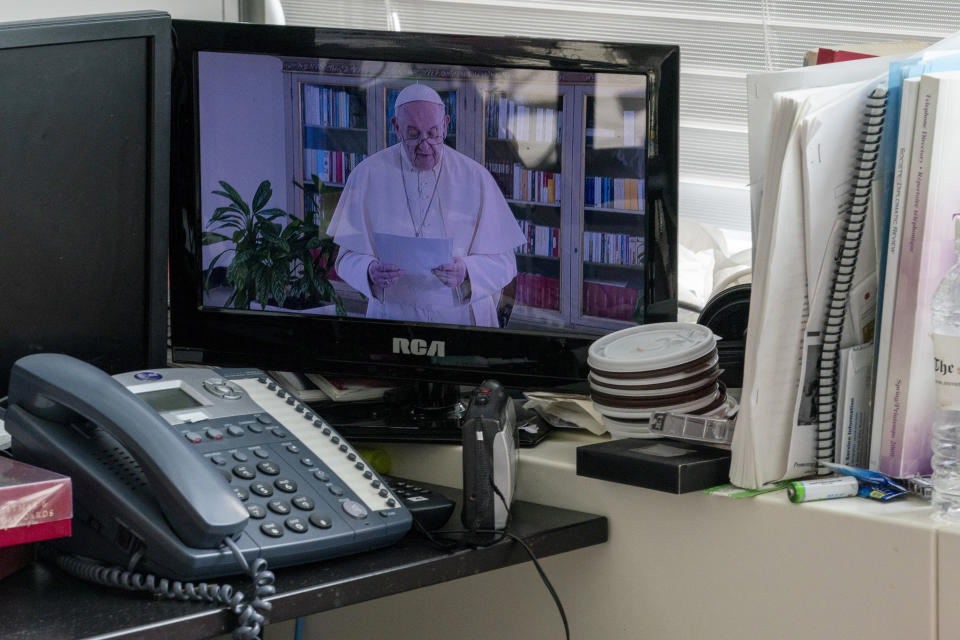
(5, 354), (412, 580)
(8, 353), (248, 548)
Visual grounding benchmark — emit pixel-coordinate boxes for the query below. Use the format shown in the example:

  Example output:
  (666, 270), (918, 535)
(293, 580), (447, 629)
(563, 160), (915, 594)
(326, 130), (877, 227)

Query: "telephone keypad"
(178, 372), (410, 562)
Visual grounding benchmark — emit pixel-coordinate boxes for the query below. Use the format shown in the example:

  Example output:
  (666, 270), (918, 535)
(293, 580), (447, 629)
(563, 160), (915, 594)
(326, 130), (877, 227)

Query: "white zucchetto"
(395, 83), (444, 109)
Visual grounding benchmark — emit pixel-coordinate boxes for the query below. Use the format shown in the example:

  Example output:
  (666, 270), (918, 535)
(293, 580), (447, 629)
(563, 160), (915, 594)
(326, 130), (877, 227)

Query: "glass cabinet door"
(578, 85), (647, 327)
(299, 81), (369, 222)
(482, 89), (567, 327)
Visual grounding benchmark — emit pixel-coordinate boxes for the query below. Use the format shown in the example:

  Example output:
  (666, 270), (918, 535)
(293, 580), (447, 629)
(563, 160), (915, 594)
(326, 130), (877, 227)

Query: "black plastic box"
(576, 438), (731, 494)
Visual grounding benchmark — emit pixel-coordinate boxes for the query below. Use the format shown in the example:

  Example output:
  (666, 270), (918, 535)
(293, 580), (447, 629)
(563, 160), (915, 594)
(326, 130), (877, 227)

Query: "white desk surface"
(291, 430), (951, 640)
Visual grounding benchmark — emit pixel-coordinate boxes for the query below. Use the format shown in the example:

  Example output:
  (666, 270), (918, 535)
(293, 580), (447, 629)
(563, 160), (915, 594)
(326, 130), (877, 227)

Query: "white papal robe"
(327, 144), (524, 327)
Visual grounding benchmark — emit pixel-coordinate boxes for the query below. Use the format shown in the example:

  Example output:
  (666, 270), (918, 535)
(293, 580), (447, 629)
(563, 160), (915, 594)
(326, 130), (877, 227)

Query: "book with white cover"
(869, 76), (920, 470)
(874, 70), (960, 478)
(835, 343), (874, 468)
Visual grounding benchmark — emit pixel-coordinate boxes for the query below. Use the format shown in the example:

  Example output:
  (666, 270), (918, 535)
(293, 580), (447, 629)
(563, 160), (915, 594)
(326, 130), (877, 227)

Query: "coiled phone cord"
(48, 537), (275, 640)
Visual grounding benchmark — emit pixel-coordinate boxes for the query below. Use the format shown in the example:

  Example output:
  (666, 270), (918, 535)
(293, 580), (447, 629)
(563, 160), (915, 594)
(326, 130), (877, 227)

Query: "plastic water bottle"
(931, 215), (960, 521)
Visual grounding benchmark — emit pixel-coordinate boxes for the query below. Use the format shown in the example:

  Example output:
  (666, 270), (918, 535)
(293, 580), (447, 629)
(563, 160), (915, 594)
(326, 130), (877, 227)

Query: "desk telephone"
(5, 354), (412, 581)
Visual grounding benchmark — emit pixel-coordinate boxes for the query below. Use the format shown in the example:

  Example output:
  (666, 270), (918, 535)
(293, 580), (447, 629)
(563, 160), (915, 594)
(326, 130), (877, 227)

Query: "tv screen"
(169, 20), (678, 392)
(0, 12), (170, 395)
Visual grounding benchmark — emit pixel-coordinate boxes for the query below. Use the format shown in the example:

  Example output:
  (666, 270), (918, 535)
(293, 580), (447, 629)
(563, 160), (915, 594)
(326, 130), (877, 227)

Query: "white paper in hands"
(373, 232), (453, 275)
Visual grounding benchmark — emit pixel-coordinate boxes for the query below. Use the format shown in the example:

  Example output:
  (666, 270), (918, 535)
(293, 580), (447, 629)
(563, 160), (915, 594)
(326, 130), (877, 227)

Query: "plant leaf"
(214, 181), (250, 216)
(202, 231), (233, 245)
(251, 180), (272, 213)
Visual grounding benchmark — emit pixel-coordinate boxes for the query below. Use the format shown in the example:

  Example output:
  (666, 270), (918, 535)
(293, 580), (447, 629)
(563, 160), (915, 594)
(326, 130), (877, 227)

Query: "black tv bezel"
(0, 11), (170, 393)
(169, 19), (678, 389)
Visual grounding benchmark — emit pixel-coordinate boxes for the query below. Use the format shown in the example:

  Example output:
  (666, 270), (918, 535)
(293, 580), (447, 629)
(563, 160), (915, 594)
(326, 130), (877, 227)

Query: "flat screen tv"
(0, 11), (170, 395)
(168, 19), (678, 411)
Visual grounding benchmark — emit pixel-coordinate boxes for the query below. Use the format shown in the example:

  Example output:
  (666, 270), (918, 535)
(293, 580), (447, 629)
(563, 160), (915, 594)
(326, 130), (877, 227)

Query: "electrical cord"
(46, 537), (275, 640)
(412, 481), (570, 640)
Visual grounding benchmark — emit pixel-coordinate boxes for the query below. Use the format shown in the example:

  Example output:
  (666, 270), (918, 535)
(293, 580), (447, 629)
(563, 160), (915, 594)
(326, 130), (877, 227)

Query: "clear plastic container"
(930, 215), (960, 521)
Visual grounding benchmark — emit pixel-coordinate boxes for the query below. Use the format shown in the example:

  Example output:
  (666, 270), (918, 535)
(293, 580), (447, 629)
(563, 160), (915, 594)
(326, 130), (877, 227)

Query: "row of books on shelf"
(584, 176), (643, 212)
(515, 221), (559, 258)
(486, 161), (561, 204)
(582, 279), (638, 321)
(302, 84), (363, 129)
(485, 93), (561, 143)
(511, 271), (637, 320)
(303, 150), (366, 186)
(514, 271), (560, 311)
(586, 108), (645, 147)
(582, 231), (644, 266)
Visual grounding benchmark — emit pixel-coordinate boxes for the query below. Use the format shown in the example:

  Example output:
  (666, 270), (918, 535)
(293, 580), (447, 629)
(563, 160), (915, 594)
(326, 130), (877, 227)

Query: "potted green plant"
(203, 179), (345, 315)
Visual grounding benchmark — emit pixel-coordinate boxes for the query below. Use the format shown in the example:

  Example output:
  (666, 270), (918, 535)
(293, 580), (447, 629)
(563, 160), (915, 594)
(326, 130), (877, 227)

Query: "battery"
(787, 476), (859, 503)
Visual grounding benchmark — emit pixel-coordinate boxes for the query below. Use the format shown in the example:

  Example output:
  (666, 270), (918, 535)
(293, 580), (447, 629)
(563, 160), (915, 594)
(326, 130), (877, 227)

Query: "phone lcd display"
(137, 387), (203, 413)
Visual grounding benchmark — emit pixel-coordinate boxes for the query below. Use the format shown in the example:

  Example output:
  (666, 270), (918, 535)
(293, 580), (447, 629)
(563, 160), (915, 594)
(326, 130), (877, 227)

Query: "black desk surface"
(0, 484), (607, 640)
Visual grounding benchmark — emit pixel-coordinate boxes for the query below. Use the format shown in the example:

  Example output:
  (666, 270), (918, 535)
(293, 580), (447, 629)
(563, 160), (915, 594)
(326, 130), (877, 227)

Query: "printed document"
(373, 232), (453, 275)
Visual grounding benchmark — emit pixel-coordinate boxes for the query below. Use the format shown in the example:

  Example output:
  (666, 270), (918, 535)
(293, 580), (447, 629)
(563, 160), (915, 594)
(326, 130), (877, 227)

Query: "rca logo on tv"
(392, 338), (446, 357)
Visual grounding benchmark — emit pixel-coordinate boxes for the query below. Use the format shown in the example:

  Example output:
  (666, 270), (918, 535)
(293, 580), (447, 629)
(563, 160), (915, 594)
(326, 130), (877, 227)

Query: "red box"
(0, 457), (72, 579)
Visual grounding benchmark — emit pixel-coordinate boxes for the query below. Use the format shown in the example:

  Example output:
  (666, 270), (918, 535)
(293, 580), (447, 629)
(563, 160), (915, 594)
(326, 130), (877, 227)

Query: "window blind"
(279, 0), (960, 232)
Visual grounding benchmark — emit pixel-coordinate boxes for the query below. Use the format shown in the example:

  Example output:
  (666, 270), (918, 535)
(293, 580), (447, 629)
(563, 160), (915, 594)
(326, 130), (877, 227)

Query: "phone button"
(342, 500), (368, 520)
(275, 478), (298, 493)
(257, 461), (280, 476)
(292, 496), (315, 511)
(260, 522), (284, 538)
(246, 504), (266, 519)
(285, 517), (309, 534)
(232, 465), (256, 480)
(267, 499), (291, 515)
(183, 432), (203, 444)
(232, 487), (250, 501)
(309, 513), (333, 529)
(250, 481), (273, 497)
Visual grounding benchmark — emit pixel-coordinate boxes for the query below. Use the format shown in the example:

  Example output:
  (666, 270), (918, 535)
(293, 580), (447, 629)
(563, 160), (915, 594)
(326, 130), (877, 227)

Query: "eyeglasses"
(400, 126), (445, 146)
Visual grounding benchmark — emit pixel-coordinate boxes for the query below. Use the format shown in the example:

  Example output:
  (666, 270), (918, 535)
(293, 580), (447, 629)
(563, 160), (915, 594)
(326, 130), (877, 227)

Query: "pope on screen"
(327, 83), (525, 327)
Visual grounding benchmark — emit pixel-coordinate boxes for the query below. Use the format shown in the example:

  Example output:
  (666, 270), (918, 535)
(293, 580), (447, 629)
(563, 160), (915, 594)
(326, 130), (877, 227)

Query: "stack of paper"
(731, 55), (908, 489)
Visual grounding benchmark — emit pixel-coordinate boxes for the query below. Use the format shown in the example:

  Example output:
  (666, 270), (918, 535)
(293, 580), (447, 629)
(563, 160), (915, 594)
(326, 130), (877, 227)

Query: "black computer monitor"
(168, 19), (678, 398)
(0, 11), (170, 395)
